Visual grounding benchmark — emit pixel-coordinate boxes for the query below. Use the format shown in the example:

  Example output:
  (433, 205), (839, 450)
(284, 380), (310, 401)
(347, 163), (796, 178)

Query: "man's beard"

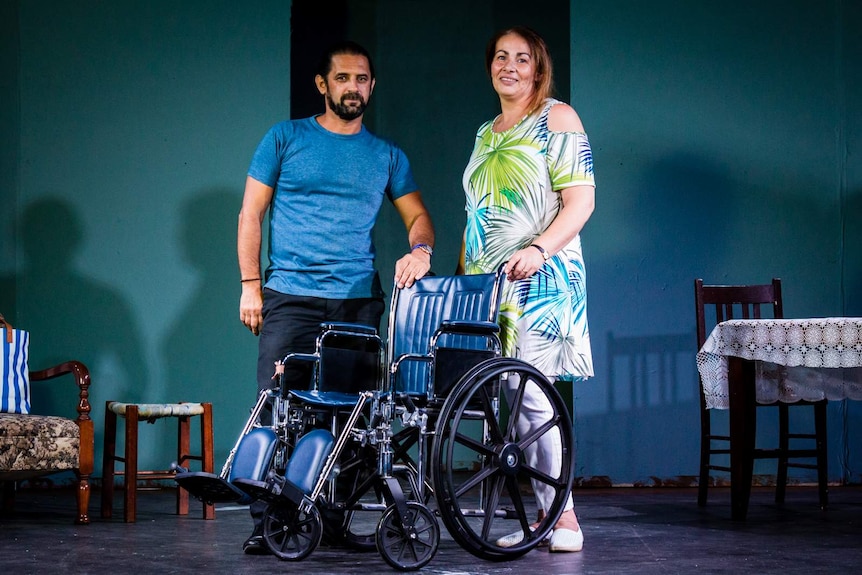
(326, 90), (368, 121)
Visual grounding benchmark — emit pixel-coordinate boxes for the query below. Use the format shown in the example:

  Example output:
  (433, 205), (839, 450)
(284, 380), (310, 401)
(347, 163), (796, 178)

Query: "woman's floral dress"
(462, 98), (596, 381)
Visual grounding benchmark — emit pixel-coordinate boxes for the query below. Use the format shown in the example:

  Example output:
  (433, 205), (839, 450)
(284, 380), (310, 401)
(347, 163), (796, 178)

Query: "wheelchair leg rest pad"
(228, 427), (279, 483)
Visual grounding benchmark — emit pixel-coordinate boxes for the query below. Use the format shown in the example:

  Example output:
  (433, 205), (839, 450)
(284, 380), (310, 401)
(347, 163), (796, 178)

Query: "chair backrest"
(317, 332), (381, 393)
(694, 278), (784, 349)
(387, 271), (504, 397)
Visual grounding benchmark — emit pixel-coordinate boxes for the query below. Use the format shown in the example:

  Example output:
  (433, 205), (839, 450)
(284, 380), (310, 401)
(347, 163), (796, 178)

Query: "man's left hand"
(394, 250), (431, 288)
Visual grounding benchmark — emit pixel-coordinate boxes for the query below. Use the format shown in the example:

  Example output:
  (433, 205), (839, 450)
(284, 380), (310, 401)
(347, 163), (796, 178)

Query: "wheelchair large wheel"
(262, 502), (323, 561)
(376, 501), (439, 571)
(431, 357), (574, 561)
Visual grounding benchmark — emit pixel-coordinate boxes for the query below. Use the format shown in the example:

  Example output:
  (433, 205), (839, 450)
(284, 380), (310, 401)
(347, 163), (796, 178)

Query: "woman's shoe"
(495, 526), (551, 548)
(549, 527), (584, 552)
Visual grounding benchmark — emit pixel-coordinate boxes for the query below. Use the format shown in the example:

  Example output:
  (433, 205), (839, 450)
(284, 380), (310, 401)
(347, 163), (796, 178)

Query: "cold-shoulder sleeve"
(546, 130), (596, 191)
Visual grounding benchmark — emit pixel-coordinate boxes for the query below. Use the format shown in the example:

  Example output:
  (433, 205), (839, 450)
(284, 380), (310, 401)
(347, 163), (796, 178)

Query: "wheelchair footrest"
(232, 478), (280, 505)
(232, 476), (306, 507)
(175, 471), (248, 505)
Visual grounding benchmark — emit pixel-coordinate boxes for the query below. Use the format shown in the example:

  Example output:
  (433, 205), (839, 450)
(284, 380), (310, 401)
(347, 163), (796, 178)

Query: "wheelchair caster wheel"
(376, 501), (439, 571)
(262, 503), (322, 561)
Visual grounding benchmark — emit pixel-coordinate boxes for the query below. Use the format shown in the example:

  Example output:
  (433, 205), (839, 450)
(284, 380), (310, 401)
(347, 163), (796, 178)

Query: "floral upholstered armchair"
(0, 360), (94, 524)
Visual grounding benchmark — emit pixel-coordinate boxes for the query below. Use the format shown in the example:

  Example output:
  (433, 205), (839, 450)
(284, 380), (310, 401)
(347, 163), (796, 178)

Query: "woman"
(459, 26), (596, 553)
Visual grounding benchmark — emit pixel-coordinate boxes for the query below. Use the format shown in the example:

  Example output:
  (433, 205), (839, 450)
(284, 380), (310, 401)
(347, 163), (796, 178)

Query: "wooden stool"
(101, 401), (215, 522)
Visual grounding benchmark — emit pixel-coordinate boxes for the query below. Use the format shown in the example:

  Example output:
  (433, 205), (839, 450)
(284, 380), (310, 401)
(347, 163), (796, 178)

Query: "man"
(236, 40), (434, 554)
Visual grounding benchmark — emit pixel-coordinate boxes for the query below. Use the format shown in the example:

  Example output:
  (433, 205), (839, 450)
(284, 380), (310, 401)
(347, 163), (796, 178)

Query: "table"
(696, 317), (862, 519)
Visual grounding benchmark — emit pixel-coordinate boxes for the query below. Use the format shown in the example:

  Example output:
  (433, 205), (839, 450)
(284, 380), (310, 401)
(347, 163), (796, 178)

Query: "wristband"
(411, 243), (433, 257)
(241, 278), (261, 283)
(530, 244), (549, 261)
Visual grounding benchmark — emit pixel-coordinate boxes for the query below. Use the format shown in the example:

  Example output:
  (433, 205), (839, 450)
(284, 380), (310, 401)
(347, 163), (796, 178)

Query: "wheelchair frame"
(175, 268), (575, 570)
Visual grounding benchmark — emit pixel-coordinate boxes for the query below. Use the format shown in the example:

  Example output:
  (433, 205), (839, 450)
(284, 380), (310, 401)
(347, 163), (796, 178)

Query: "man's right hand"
(239, 282), (264, 335)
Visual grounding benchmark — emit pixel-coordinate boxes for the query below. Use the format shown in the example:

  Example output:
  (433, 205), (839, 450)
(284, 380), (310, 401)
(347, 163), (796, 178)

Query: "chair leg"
(201, 403), (215, 520)
(177, 414), (191, 516)
(775, 404), (789, 505)
(814, 400), (829, 509)
(76, 416), (94, 525)
(698, 443), (711, 506)
(101, 403), (117, 519)
(697, 410), (711, 507)
(75, 471), (91, 525)
(124, 405), (139, 523)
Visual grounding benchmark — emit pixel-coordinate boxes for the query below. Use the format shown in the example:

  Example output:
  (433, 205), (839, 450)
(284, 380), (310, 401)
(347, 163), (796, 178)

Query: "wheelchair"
(175, 268), (575, 570)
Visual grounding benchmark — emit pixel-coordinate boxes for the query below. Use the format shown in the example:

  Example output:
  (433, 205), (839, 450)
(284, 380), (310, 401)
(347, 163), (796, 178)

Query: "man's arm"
(392, 190), (434, 288)
(237, 175), (274, 335)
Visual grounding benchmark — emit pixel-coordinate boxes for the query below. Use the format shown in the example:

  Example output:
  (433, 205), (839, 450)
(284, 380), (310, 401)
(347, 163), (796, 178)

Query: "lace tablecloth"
(696, 317), (862, 409)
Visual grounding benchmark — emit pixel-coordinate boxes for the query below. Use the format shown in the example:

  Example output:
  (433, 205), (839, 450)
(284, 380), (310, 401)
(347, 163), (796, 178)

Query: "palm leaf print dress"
(463, 98), (595, 381)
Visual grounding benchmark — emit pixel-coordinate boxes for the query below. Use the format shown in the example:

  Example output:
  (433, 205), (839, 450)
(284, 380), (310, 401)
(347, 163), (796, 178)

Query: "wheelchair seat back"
(388, 271), (504, 399)
(431, 346), (497, 396)
(318, 333), (381, 394)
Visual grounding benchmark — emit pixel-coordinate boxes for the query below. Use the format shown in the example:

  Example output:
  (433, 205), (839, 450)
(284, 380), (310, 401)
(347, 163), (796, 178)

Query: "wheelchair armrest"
(319, 322), (377, 335)
(281, 352), (318, 364)
(438, 320), (500, 336)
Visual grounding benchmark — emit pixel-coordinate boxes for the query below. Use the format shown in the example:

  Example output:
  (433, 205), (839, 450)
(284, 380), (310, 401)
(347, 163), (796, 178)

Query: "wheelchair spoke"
(478, 472), (506, 540)
(514, 413), (564, 454)
(502, 473), (533, 536)
(504, 376), (528, 442)
(519, 460), (563, 488)
(453, 429), (494, 457)
(478, 382), (507, 443)
(452, 462), (496, 499)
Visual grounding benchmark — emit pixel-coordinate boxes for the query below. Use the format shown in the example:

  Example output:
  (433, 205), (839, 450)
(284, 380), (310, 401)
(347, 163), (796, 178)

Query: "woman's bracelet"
(530, 244), (550, 261)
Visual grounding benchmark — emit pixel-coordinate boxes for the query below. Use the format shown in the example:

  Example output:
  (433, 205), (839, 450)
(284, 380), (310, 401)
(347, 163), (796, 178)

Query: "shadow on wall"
(161, 189), (259, 466)
(606, 331), (695, 412)
(581, 331), (700, 487)
(0, 197), (149, 483)
(577, 151), (736, 485)
(580, 146), (839, 485)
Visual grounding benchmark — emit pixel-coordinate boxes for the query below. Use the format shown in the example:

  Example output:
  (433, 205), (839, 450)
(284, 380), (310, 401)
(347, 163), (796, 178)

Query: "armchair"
(0, 360), (94, 524)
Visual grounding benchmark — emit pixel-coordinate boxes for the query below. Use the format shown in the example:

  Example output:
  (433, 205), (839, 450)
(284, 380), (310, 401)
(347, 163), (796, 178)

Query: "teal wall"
(2, 0), (860, 487)
(571, 0), (861, 484)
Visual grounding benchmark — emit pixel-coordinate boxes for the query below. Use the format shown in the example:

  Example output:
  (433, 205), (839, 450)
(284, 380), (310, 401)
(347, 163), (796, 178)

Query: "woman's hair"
(485, 26), (555, 114)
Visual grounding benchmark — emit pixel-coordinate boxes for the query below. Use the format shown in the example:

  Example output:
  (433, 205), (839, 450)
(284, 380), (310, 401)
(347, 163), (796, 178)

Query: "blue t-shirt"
(248, 117), (418, 299)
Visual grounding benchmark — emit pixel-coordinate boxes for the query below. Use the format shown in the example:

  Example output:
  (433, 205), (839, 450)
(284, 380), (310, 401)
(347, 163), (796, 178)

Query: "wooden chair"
(0, 361), (94, 524)
(101, 401), (214, 522)
(695, 278), (828, 507)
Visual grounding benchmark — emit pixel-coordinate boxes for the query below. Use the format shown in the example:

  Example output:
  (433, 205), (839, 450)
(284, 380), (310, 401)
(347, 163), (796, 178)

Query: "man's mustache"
(342, 92), (364, 104)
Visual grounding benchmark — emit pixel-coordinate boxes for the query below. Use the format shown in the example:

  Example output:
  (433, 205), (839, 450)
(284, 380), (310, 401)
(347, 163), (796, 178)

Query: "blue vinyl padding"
(392, 272), (500, 396)
(228, 427), (278, 483)
(289, 389), (363, 407)
(284, 428), (335, 495)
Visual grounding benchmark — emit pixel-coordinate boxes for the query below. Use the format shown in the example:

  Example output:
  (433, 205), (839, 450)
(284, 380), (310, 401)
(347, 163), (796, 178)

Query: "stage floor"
(2, 485), (862, 574)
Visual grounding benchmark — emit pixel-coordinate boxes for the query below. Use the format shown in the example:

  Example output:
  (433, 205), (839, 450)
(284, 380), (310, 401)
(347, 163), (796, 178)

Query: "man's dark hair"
(315, 40), (375, 81)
